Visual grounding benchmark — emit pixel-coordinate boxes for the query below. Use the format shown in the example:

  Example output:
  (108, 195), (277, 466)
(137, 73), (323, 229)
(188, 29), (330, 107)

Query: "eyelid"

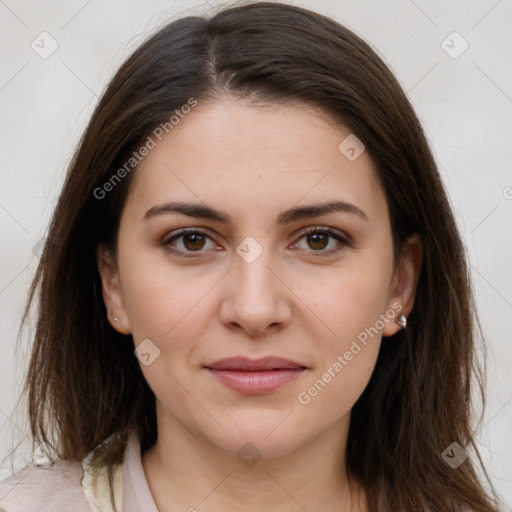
(163, 226), (213, 242)
(294, 225), (350, 243)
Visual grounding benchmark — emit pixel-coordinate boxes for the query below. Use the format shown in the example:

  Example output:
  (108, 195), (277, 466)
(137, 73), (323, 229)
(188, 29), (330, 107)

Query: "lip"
(204, 357), (307, 394)
(205, 356), (306, 371)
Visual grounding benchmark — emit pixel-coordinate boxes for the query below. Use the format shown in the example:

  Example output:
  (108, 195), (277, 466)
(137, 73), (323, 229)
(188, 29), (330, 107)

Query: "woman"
(0, 2), (502, 511)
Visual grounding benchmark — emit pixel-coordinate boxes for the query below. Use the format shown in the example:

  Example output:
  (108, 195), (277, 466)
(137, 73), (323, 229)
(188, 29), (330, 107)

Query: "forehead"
(123, 98), (387, 225)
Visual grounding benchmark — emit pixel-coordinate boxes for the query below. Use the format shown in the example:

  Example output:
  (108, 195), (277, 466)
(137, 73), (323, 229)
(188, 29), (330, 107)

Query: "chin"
(198, 411), (309, 460)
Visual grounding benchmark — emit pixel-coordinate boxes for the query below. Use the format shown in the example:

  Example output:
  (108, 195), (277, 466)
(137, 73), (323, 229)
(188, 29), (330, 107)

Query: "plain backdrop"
(1, 0), (511, 508)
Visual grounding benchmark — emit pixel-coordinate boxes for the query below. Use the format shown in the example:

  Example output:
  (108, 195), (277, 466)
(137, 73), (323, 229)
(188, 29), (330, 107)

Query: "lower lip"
(206, 368), (306, 394)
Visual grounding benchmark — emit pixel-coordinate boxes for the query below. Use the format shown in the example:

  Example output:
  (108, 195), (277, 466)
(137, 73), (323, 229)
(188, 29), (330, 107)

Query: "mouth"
(204, 356), (308, 394)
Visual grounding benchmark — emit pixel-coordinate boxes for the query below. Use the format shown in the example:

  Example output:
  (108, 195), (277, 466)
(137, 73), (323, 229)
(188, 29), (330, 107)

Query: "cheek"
(298, 253), (392, 408)
(118, 238), (218, 341)
(296, 341), (379, 423)
(308, 255), (393, 344)
(300, 274), (388, 417)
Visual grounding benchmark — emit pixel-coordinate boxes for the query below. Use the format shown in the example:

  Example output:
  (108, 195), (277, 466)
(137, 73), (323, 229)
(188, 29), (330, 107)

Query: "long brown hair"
(17, 2), (501, 510)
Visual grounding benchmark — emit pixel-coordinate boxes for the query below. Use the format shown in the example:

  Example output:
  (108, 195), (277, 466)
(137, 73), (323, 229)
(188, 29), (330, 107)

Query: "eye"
(163, 228), (218, 256)
(162, 226), (349, 258)
(292, 227), (348, 256)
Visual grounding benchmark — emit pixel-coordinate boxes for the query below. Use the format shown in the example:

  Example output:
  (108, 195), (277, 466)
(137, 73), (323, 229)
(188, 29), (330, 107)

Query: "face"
(97, 97), (421, 459)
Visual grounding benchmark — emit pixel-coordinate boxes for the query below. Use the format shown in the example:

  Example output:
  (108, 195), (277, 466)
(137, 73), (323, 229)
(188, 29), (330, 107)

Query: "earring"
(396, 313), (407, 330)
(114, 317), (119, 323)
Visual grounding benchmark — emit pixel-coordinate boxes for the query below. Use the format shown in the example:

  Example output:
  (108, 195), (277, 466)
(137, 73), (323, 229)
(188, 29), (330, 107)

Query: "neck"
(141, 405), (367, 512)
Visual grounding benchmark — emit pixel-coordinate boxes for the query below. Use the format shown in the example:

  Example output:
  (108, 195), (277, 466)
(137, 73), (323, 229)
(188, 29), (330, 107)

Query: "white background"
(1, 0), (511, 508)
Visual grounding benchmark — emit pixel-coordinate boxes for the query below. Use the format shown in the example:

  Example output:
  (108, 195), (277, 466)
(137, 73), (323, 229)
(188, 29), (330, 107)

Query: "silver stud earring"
(396, 313), (407, 330)
(114, 317), (119, 323)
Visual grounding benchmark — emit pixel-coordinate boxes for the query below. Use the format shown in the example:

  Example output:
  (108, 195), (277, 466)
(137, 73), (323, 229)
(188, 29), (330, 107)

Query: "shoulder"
(0, 460), (92, 512)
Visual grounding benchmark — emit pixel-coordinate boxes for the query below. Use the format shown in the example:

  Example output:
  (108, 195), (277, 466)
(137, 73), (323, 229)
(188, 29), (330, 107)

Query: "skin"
(97, 97), (422, 512)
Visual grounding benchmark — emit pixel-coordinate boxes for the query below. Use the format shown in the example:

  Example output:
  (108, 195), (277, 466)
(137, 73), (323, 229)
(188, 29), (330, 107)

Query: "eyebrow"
(143, 200), (368, 225)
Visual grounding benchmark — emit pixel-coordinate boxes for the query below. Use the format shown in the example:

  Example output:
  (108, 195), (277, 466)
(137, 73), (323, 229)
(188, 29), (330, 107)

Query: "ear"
(96, 244), (132, 335)
(382, 233), (423, 337)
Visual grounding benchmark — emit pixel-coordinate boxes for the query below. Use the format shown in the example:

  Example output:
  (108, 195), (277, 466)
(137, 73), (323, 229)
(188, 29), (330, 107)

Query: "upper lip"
(205, 356), (307, 371)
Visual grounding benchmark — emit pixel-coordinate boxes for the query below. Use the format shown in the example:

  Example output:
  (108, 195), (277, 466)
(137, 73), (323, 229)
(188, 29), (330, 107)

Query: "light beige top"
(0, 431), (159, 512)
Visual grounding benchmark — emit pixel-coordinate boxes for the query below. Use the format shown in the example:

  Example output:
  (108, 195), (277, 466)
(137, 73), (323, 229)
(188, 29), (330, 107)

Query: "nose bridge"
(233, 235), (279, 303)
(220, 234), (291, 334)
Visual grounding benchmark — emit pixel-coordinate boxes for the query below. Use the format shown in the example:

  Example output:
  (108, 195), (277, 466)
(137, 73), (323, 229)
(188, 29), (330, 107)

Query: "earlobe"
(96, 244), (131, 335)
(382, 233), (423, 337)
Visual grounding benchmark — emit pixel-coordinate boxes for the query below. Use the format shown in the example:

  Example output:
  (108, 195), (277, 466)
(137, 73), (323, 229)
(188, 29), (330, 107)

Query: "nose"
(219, 243), (292, 337)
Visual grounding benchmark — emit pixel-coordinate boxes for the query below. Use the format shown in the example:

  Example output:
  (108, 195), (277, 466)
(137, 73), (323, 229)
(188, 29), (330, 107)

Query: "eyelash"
(161, 226), (350, 258)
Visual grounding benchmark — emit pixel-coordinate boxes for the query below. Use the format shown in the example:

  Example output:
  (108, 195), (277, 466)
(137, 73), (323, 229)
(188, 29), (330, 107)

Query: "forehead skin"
(122, 98), (389, 253)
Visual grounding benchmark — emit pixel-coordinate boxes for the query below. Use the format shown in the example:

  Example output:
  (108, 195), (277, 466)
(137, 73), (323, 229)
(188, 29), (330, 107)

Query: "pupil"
(184, 234), (205, 250)
(309, 233), (327, 250)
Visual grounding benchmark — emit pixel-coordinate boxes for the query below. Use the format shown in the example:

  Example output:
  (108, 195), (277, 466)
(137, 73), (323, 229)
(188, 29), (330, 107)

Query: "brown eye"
(306, 232), (329, 250)
(163, 228), (217, 256)
(182, 233), (207, 251)
(293, 227), (348, 256)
